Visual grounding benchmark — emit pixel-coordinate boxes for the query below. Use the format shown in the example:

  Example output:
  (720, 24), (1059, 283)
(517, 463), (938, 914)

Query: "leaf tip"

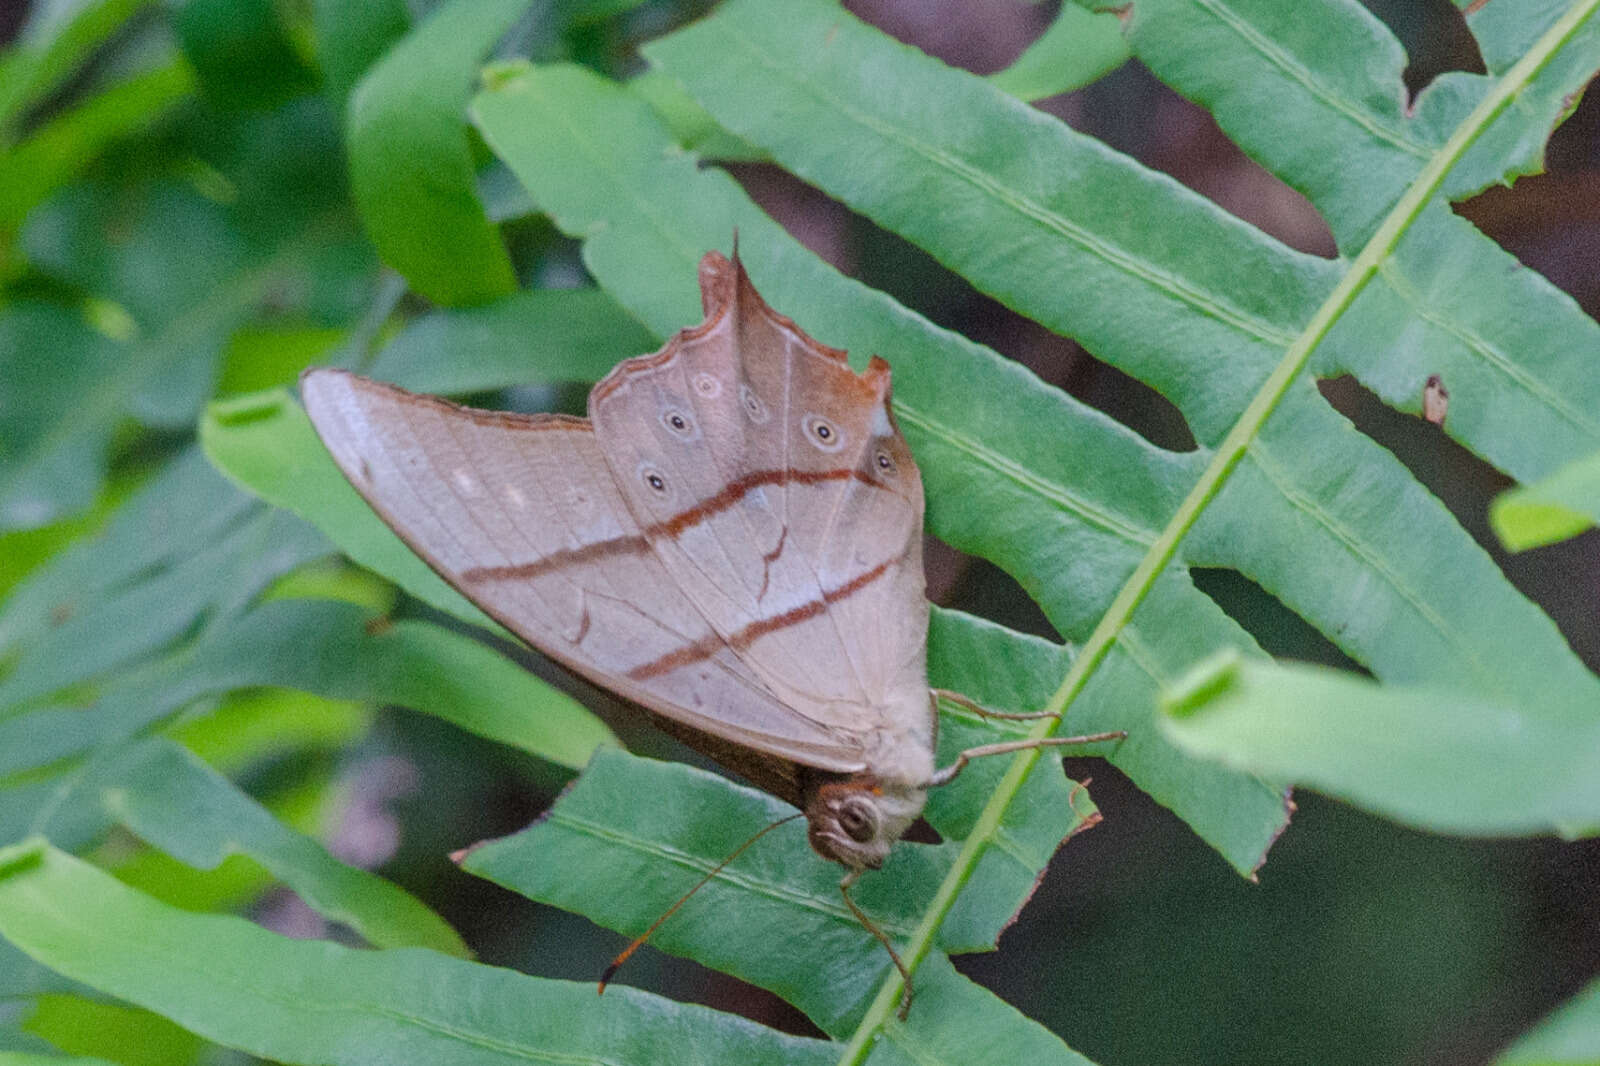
(449, 840), (488, 865)
(1488, 489), (1592, 553)
(0, 837), (48, 881)
(479, 58), (533, 96)
(206, 388), (294, 430)
(1162, 648), (1246, 719)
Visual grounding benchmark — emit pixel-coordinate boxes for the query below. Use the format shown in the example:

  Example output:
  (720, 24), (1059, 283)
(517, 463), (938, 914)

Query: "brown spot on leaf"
(1423, 374), (1449, 425)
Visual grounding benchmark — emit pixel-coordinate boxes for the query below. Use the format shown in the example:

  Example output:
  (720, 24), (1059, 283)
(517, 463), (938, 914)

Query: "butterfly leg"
(931, 687), (1059, 721)
(925, 732), (1126, 788)
(840, 869), (914, 1020)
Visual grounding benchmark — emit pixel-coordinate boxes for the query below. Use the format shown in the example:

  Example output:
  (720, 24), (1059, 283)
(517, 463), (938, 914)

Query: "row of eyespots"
(639, 373), (897, 497)
(637, 437), (898, 498)
(675, 370), (893, 462)
(693, 372), (771, 426)
(661, 379), (769, 439)
(657, 403), (855, 456)
(804, 415), (900, 477)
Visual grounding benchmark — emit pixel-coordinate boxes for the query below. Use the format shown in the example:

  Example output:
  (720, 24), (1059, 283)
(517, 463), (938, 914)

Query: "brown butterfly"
(302, 248), (1120, 1015)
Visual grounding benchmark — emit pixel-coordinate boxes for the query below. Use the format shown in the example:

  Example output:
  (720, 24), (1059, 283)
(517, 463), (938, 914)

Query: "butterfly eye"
(740, 384), (769, 424)
(837, 798), (876, 843)
(874, 449), (896, 475)
(804, 414), (845, 452)
(641, 468), (668, 494)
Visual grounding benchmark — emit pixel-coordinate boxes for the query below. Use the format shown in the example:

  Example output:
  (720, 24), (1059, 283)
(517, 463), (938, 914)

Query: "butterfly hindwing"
(589, 253), (930, 737)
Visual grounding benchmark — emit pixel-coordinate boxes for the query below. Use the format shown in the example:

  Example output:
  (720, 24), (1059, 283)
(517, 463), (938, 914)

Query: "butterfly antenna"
(840, 869), (915, 1020)
(599, 810), (803, 994)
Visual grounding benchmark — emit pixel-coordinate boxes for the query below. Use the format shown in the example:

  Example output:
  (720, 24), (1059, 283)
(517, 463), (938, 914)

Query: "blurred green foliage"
(0, 1), (1597, 1064)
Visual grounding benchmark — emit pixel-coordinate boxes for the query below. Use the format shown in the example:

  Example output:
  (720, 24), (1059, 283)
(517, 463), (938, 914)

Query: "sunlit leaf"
(1161, 651), (1600, 835)
(1494, 976), (1600, 1066)
(345, 0), (523, 305)
(18, 995), (200, 1066)
(0, 841), (835, 1066)
(986, 3), (1127, 100)
(1491, 447), (1600, 551)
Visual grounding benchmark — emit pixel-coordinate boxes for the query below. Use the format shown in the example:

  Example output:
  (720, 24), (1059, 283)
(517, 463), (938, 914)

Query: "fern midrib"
(837, 2), (1600, 1059)
(1193, 0), (1433, 160)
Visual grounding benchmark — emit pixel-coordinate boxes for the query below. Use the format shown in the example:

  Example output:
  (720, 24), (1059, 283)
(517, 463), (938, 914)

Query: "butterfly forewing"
(301, 368), (867, 772)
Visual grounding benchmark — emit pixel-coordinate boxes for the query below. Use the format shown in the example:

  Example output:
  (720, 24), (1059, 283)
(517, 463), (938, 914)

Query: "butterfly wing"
(588, 253), (931, 747)
(301, 368), (868, 773)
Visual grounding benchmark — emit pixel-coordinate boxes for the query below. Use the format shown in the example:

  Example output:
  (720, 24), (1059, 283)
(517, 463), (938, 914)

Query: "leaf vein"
(1375, 260), (1600, 437)
(545, 808), (918, 937)
(1245, 438), (1494, 684)
(985, 825), (1039, 870)
(874, 1020), (946, 1066)
(1112, 624), (1167, 683)
(1193, 0), (1434, 161)
(893, 403), (1157, 548)
(839, 2), (1599, 1053)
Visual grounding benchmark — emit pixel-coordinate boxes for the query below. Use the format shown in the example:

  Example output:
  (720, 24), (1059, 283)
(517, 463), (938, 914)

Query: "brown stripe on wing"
(755, 525), (787, 601)
(626, 551), (902, 681)
(653, 466), (874, 538)
(462, 466), (881, 583)
(462, 534), (651, 583)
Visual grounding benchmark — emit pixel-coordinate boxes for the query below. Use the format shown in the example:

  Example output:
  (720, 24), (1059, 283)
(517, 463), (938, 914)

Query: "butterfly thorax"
(803, 686), (935, 870)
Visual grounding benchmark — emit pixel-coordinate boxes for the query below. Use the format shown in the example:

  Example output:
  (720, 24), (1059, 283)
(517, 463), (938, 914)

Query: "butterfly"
(302, 247), (1120, 1015)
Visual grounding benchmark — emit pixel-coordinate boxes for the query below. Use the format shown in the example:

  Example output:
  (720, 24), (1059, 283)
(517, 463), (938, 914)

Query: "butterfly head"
(804, 776), (927, 871)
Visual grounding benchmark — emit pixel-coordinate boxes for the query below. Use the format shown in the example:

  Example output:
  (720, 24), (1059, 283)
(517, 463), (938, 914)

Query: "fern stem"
(837, 2), (1600, 1059)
